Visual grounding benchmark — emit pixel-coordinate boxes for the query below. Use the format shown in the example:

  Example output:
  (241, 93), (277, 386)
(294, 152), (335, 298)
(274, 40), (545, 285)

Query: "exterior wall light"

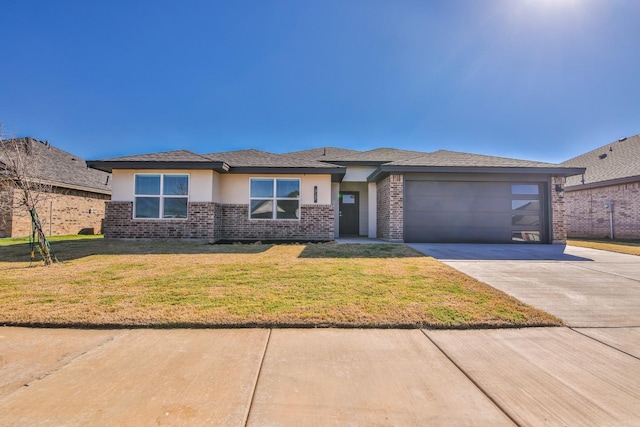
(555, 184), (564, 199)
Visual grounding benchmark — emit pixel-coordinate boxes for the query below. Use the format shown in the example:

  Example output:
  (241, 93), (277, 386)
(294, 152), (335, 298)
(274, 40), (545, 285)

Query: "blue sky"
(1, 0), (639, 163)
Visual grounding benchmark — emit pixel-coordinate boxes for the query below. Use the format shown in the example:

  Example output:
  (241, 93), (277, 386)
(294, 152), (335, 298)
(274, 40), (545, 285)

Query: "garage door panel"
(406, 195), (511, 213)
(406, 212), (511, 228)
(409, 226), (513, 243)
(405, 181), (510, 197)
(404, 180), (545, 243)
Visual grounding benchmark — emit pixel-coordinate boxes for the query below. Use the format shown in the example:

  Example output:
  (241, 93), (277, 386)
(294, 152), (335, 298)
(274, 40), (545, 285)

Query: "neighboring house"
(0, 138), (111, 238)
(87, 147), (583, 244)
(561, 134), (640, 239)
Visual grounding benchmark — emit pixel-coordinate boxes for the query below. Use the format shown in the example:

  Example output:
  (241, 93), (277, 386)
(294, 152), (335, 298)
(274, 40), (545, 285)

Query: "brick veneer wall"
(1, 186), (109, 238)
(219, 204), (334, 241)
(103, 202), (334, 241)
(104, 202), (217, 240)
(376, 174), (404, 242)
(564, 180), (640, 239)
(551, 176), (567, 244)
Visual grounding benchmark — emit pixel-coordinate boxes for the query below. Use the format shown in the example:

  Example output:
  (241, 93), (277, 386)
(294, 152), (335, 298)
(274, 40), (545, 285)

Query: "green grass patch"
(0, 240), (561, 328)
(568, 239), (640, 256)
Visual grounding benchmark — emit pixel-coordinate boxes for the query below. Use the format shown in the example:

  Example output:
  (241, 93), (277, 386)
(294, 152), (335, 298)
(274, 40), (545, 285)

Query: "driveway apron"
(409, 243), (640, 328)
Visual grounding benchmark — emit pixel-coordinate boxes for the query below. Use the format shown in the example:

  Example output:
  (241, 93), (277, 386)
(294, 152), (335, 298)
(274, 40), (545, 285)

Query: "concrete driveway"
(1, 244), (640, 425)
(408, 243), (640, 328)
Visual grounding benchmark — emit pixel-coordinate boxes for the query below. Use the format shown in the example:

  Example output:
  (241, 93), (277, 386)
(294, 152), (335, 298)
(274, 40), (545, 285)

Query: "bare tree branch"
(0, 123), (57, 265)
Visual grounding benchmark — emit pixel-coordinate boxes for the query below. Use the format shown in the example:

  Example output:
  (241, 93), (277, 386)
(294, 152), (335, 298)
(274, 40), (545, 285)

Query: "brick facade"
(0, 183), (109, 238)
(376, 174), (404, 242)
(104, 202), (217, 240)
(219, 204), (334, 241)
(564, 180), (640, 239)
(551, 176), (567, 244)
(103, 202), (334, 241)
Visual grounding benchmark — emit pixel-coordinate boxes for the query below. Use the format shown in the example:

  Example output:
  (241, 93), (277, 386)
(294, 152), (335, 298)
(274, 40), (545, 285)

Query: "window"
(250, 178), (300, 220)
(134, 174), (189, 219)
(511, 184), (539, 195)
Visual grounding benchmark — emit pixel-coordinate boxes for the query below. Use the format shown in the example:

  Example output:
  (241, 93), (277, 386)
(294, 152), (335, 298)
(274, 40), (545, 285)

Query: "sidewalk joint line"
(244, 328), (272, 427)
(569, 327), (640, 362)
(420, 329), (522, 427)
(5, 330), (126, 397)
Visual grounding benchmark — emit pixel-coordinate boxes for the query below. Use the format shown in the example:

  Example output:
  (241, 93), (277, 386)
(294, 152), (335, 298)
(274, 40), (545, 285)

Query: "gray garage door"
(404, 181), (545, 243)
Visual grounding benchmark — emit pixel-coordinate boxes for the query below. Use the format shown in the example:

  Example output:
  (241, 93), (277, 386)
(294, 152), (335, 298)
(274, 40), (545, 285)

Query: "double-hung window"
(250, 178), (300, 220)
(134, 174), (189, 219)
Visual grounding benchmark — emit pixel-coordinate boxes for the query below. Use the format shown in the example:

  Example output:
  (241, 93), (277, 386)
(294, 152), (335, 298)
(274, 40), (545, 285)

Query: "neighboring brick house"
(88, 147), (583, 244)
(561, 135), (640, 239)
(0, 138), (111, 238)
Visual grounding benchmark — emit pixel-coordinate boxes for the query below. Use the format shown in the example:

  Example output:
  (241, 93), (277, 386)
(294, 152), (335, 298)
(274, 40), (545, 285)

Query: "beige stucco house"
(88, 147), (584, 244)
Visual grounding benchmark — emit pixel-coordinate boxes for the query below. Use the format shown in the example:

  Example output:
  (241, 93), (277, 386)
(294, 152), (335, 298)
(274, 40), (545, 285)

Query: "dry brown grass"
(0, 238), (561, 328)
(568, 239), (640, 256)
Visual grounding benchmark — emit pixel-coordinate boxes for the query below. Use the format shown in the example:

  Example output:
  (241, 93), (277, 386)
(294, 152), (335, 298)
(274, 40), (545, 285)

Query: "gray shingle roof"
(561, 134), (640, 188)
(99, 149), (216, 163)
(205, 149), (340, 169)
(321, 147), (428, 163)
(87, 149), (228, 173)
(388, 150), (561, 168)
(1, 138), (111, 194)
(284, 147), (361, 161)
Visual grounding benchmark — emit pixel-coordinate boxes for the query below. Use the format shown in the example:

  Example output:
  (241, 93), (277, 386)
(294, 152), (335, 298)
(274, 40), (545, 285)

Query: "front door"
(339, 191), (359, 236)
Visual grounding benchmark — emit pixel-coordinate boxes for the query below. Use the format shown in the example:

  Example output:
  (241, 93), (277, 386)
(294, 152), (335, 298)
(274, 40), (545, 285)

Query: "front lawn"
(0, 238), (561, 328)
(568, 239), (640, 256)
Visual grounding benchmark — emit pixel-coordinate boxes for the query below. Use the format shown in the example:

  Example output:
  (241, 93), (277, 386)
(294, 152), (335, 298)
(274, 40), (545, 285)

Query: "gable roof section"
(1, 138), (111, 194)
(368, 150), (585, 182)
(561, 134), (640, 189)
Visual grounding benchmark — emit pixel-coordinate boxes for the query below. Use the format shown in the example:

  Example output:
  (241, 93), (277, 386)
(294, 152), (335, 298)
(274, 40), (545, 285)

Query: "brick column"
(376, 174), (404, 242)
(551, 176), (567, 244)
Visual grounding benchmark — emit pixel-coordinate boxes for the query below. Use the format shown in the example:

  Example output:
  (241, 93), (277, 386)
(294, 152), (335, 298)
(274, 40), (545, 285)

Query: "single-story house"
(0, 138), (112, 238)
(561, 134), (640, 239)
(87, 147), (584, 244)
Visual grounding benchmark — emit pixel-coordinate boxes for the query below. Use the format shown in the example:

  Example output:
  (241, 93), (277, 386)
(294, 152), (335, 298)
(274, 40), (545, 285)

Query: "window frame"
(249, 177), (301, 221)
(133, 173), (190, 220)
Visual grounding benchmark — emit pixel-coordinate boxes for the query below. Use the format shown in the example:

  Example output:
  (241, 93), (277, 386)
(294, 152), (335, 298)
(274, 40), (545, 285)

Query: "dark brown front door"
(339, 191), (359, 236)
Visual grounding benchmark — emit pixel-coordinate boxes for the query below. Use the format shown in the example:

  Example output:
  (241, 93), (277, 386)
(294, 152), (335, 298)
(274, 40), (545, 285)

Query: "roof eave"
(327, 160), (389, 166)
(3, 177), (111, 195)
(566, 175), (640, 191)
(86, 160), (229, 173)
(367, 165), (586, 182)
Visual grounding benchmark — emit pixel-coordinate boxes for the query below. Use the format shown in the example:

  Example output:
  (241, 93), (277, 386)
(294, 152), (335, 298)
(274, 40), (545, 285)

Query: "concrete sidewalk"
(2, 326), (640, 425)
(2, 244), (640, 425)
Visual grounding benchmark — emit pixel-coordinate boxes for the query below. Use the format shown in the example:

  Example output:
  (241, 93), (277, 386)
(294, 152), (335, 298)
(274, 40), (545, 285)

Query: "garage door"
(404, 181), (545, 243)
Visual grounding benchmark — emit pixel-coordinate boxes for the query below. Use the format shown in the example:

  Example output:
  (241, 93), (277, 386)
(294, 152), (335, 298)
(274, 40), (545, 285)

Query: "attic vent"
(71, 157), (77, 161)
(618, 137), (627, 142)
(598, 153), (607, 160)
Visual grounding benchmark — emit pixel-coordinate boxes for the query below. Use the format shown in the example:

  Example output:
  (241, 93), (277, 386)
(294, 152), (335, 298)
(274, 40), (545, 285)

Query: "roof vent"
(599, 153), (607, 160)
(618, 137), (627, 142)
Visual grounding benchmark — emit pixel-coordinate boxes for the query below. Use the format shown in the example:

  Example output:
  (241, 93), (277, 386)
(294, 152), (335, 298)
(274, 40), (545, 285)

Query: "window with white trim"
(134, 174), (189, 219)
(250, 178), (300, 220)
